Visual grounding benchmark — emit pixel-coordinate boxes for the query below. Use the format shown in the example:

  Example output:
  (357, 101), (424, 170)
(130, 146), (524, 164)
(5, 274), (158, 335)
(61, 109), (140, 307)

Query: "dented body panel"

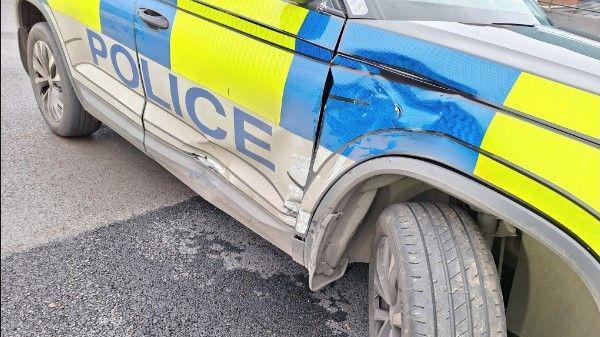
(303, 20), (600, 257)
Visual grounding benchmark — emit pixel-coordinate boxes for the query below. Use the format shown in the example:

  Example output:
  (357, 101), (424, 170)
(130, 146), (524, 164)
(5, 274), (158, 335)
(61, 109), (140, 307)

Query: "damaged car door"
(134, 0), (344, 227)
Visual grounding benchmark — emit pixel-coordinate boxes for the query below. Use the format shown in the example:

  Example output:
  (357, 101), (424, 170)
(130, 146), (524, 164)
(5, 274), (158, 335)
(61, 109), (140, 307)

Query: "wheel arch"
(14, 0), (88, 118)
(303, 155), (600, 310)
(14, 0), (50, 71)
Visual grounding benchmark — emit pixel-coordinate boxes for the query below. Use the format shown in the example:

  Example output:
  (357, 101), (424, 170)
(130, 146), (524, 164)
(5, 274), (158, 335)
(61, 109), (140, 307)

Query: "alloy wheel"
(32, 40), (63, 122)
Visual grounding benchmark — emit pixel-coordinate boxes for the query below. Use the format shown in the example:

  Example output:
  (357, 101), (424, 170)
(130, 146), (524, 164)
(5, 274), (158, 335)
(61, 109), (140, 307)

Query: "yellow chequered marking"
(479, 113), (600, 212)
(505, 73), (600, 139)
(177, 1), (303, 51)
(187, 0), (309, 36)
(47, 0), (101, 32)
(171, 2), (306, 125)
(474, 156), (600, 255)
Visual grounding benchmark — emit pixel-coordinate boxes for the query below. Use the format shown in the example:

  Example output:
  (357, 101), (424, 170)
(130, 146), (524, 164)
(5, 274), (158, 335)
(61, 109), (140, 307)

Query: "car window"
(344, 0), (549, 25)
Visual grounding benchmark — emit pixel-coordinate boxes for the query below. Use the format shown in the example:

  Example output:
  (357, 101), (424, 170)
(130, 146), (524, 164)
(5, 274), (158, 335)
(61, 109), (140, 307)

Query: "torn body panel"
(300, 20), (600, 262)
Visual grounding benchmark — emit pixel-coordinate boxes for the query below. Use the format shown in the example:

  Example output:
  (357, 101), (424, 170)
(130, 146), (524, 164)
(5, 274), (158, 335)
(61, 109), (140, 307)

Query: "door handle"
(137, 8), (169, 30)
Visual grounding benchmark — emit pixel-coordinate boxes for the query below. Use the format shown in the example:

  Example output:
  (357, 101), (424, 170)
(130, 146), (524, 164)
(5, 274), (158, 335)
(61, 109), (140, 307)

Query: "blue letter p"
(87, 29), (107, 65)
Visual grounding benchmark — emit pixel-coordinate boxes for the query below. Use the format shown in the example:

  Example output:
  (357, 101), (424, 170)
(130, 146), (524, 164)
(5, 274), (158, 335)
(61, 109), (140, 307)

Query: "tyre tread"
(373, 202), (505, 337)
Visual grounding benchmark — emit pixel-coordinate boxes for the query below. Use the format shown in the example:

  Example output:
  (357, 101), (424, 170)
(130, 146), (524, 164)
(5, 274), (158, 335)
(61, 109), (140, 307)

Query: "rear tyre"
(27, 22), (101, 137)
(369, 202), (506, 337)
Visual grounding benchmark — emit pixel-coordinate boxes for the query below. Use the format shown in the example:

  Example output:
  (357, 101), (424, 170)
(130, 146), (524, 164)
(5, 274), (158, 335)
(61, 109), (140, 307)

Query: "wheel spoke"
(49, 55), (61, 85)
(41, 42), (49, 69)
(41, 89), (49, 109)
(48, 55), (56, 75)
(47, 89), (56, 119)
(32, 58), (48, 79)
(39, 44), (48, 73)
(34, 42), (43, 65)
(374, 272), (387, 301)
(372, 235), (404, 337)
(377, 320), (392, 337)
(377, 264), (391, 304)
(372, 300), (389, 322)
(376, 239), (392, 304)
(387, 253), (399, 305)
(50, 88), (62, 121)
(56, 97), (64, 111)
(34, 76), (48, 86)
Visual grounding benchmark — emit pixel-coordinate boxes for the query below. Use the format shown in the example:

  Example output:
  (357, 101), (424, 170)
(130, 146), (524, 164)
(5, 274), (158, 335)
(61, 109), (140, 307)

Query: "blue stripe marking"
(134, 0), (177, 68)
(280, 55), (330, 140)
(319, 66), (496, 173)
(297, 11), (344, 51)
(295, 40), (333, 62)
(278, 10), (341, 141)
(100, 0), (136, 49)
(339, 22), (521, 106)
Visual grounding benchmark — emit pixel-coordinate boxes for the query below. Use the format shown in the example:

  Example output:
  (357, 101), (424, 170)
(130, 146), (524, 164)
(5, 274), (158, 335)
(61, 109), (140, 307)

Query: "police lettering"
(86, 29), (275, 171)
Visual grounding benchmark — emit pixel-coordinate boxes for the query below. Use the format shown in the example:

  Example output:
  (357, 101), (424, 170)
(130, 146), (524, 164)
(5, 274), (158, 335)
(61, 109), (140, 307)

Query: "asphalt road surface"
(0, 1), (368, 336)
(1, 198), (369, 337)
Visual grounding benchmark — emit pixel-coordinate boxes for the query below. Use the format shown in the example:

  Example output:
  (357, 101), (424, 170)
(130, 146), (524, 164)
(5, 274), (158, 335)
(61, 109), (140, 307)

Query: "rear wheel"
(369, 202), (506, 337)
(27, 22), (101, 137)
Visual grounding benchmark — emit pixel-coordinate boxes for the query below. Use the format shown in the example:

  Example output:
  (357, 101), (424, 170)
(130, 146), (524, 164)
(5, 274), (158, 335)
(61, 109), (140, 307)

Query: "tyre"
(27, 22), (101, 137)
(369, 202), (506, 337)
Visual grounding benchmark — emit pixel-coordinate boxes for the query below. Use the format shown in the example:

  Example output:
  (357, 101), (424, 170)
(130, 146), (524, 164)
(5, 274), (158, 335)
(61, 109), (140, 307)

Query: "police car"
(13, 0), (600, 336)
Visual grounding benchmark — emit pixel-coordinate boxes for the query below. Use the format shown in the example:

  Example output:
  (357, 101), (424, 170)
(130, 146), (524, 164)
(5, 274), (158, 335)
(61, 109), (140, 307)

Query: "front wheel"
(27, 22), (101, 137)
(369, 202), (506, 337)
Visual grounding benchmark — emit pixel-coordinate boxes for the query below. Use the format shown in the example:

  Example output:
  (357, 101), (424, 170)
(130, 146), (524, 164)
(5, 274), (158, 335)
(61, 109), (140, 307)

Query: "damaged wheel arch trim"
(303, 155), (600, 309)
